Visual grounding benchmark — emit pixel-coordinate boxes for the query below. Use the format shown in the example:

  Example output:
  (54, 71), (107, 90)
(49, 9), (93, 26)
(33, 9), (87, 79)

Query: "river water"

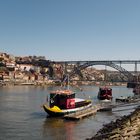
(0, 85), (137, 140)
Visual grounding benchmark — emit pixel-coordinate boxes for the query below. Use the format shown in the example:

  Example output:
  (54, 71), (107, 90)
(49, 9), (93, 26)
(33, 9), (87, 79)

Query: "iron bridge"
(53, 60), (140, 82)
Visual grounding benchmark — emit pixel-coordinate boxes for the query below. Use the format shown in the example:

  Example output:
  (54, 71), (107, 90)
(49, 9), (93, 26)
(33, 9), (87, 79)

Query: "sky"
(0, 0), (140, 61)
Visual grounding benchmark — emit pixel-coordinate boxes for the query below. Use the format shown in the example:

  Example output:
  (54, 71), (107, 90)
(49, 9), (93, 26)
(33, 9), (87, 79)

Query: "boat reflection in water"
(42, 118), (76, 140)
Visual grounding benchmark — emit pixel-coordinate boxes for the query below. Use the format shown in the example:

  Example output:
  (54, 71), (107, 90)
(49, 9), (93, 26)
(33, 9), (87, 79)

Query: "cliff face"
(87, 106), (140, 140)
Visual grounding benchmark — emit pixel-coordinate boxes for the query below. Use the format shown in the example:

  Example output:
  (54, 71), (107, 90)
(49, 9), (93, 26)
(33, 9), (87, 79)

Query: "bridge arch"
(69, 61), (134, 82)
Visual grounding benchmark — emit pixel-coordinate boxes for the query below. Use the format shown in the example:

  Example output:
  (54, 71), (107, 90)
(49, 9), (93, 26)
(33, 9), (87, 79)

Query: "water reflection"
(43, 118), (77, 140)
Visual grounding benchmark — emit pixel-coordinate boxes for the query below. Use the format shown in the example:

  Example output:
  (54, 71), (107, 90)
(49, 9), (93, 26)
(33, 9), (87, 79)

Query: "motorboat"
(97, 87), (112, 101)
(115, 96), (132, 103)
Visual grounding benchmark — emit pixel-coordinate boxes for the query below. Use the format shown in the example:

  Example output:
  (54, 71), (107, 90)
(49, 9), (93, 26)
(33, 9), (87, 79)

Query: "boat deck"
(64, 105), (101, 120)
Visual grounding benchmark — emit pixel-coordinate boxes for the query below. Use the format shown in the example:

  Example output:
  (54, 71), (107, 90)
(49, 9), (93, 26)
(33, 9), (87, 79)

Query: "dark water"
(0, 85), (137, 140)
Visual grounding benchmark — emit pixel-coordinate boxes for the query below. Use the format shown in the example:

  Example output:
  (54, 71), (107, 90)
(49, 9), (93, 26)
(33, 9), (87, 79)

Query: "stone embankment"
(86, 106), (140, 140)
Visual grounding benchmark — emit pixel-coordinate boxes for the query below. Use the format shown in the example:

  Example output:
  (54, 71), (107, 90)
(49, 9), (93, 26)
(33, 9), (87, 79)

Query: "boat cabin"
(49, 90), (75, 109)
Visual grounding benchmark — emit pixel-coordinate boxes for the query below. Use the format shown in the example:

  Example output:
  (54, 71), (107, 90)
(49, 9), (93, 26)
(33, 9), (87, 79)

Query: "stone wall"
(86, 106), (140, 140)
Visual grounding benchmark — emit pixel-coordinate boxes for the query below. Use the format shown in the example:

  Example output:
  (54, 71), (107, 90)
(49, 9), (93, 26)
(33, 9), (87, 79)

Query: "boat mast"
(67, 74), (70, 90)
(104, 65), (107, 87)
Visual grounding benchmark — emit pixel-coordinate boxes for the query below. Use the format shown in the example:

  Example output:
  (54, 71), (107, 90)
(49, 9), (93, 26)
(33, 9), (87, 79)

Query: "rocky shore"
(86, 106), (140, 140)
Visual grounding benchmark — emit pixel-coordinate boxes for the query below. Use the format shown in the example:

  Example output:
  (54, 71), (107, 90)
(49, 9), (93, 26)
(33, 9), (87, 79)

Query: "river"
(0, 85), (137, 140)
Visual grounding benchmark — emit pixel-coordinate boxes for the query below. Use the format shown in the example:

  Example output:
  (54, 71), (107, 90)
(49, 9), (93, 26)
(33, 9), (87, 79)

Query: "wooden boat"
(97, 87), (112, 101)
(42, 89), (92, 117)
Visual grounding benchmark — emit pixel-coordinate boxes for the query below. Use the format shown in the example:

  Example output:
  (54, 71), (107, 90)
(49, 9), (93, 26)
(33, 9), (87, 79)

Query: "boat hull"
(43, 103), (92, 117)
(98, 96), (112, 101)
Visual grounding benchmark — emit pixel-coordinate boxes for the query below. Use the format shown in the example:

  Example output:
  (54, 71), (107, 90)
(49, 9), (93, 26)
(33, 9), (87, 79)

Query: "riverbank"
(86, 106), (140, 140)
(0, 80), (127, 87)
